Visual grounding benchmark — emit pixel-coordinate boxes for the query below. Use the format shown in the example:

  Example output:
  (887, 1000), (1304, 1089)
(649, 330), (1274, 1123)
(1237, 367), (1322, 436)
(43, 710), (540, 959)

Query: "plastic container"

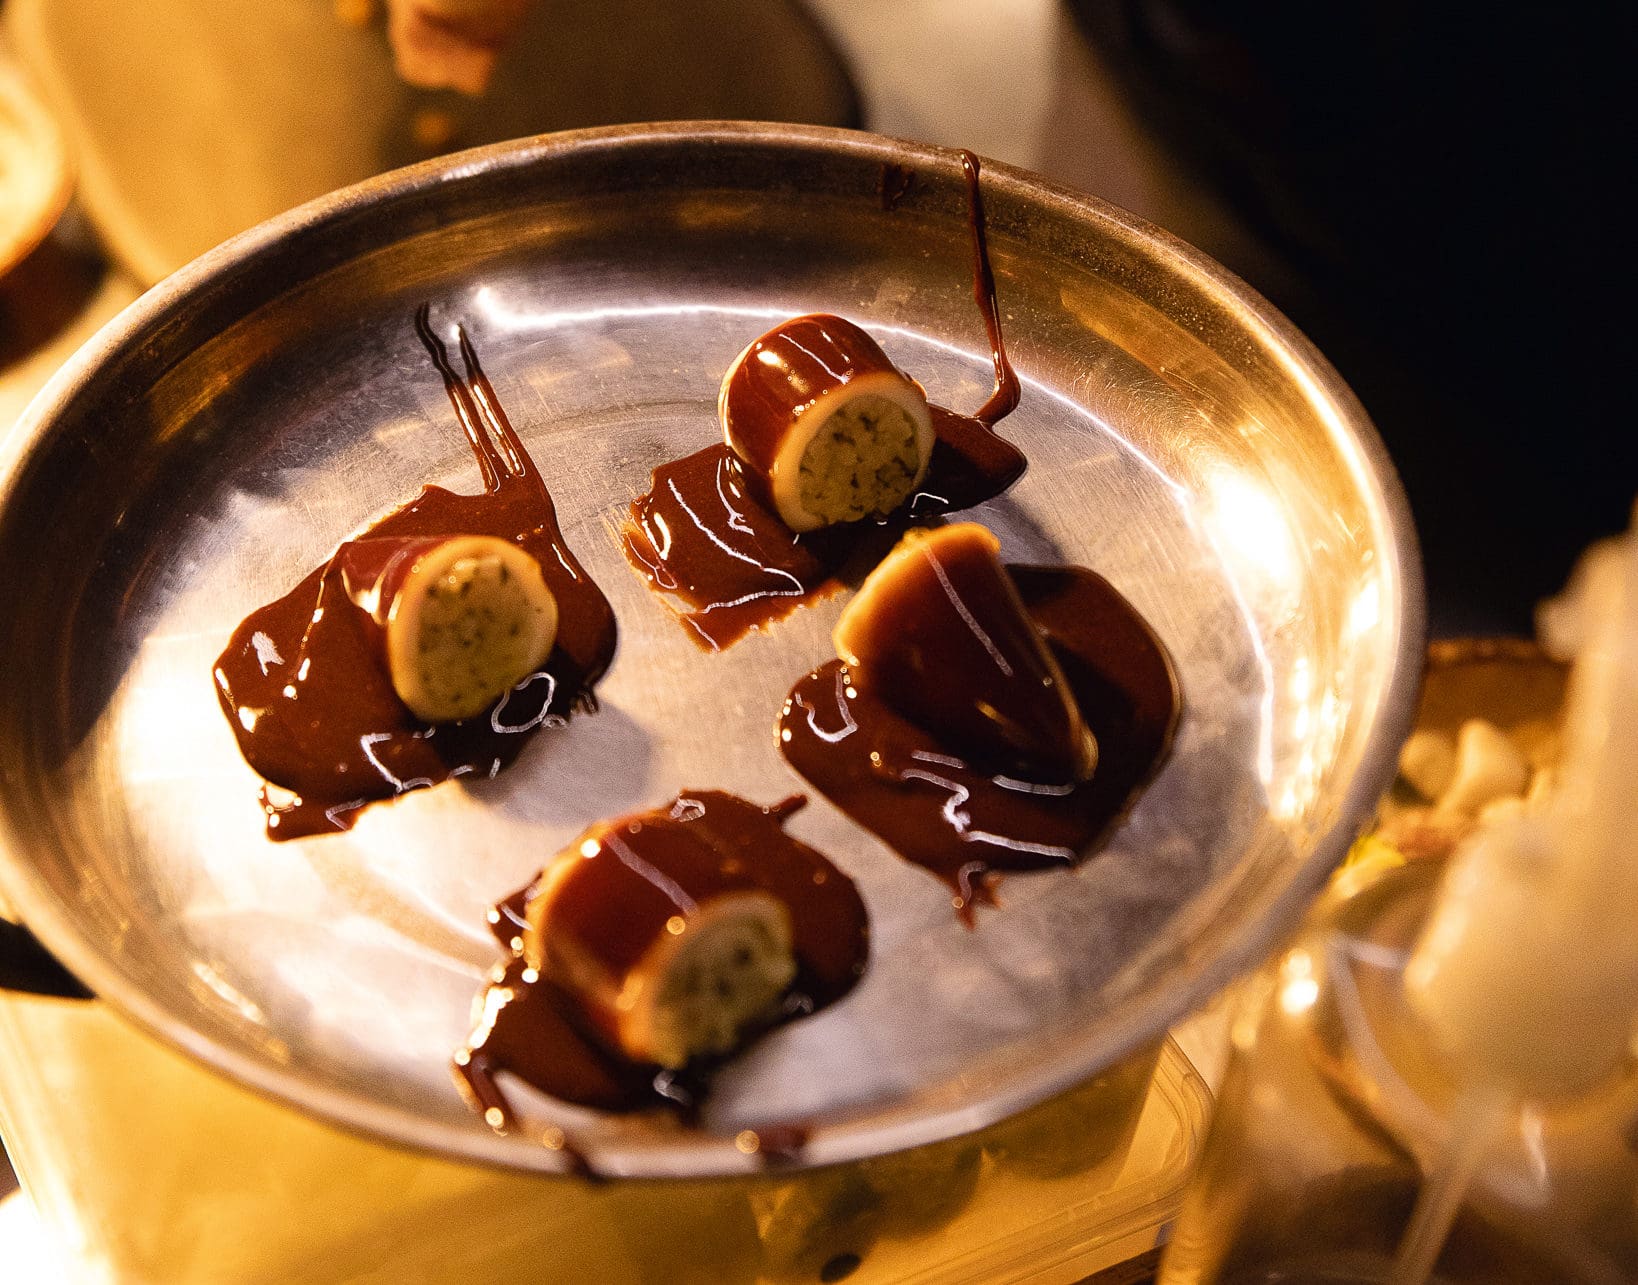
(1158, 860), (1638, 1284)
(1159, 539), (1638, 1285)
(0, 994), (1208, 1283)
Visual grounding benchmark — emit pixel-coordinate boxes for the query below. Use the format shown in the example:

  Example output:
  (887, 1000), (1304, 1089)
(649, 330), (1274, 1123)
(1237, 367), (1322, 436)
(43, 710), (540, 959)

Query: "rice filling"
(796, 393), (923, 524)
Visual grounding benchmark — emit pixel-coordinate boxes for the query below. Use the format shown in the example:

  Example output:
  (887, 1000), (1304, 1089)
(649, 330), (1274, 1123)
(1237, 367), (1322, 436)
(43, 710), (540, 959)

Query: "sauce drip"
(455, 791), (868, 1129)
(878, 160), (916, 211)
(959, 150), (1021, 429)
(621, 150), (1026, 651)
(780, 566), (1180, 920)
(212, 307), (616, 839)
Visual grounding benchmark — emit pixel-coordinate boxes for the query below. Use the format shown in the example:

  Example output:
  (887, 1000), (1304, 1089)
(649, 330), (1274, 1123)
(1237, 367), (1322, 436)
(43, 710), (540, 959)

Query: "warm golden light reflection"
(1201, 463), (1301, 591)
(1282, 976), (1320, 1014)
(468, 290), (790, 337)
(1290, 655), (1314, 743)
(191, 961), (269, 1027)
(1192, 452), (1314, 793)
(1279, 949), (1319, 1015)
(1259, 587), (1355, 827)
(1278, 677), (1348, 824)
(1271, 655), (1316, 822)
(1347, 575), (1382, 640)
(1193, 443), (1383, 835)
(1232, 973), (1276, 1051)
(1519, 1107), (1549, 1186)
(467, 981), (514, 1047)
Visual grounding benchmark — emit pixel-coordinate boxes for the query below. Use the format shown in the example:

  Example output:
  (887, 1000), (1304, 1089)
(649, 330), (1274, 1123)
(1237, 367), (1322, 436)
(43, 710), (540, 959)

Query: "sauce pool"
(620, 151), (1027, 651)
(454, 790), (868, 1132)
(212, 307), (617, 839)
(780, 565), (1180, 920)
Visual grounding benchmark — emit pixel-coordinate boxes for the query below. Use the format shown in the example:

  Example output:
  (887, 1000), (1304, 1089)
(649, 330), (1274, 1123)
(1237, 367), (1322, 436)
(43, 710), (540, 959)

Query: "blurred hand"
(385, 0), (536, 96)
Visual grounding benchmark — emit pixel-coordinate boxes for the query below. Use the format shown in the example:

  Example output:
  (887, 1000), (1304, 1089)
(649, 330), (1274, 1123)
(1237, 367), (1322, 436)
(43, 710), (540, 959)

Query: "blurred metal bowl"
(0, 123), (1422, 1176)
(0, 62), (72, 277)
(5, 0), (858, 284)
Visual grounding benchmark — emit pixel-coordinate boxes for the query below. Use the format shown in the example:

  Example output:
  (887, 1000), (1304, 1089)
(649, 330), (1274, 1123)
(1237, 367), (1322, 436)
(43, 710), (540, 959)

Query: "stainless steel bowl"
(0, 122), (1423, 1176)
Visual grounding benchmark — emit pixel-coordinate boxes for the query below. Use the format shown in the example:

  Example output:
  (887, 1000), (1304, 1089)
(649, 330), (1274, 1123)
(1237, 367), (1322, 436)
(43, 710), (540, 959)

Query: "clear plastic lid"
(0, 992), (1207, 1284)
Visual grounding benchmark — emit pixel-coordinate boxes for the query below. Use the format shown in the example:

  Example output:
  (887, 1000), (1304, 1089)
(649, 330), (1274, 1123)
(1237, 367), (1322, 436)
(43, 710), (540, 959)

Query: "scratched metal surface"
(0, 124), (1422, 1176)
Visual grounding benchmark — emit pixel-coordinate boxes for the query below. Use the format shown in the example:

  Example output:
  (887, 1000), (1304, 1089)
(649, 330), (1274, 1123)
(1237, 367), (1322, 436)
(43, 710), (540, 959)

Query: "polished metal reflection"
(0, 124), (1423, 1177)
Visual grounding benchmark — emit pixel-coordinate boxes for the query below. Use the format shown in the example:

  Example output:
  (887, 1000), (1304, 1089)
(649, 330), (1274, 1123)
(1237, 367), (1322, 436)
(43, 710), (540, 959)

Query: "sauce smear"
(621, 151), (1026, 650)
(455, 791), (868, 1128)
(780, 566), (1180, 919)
(213, 307), (616, 839)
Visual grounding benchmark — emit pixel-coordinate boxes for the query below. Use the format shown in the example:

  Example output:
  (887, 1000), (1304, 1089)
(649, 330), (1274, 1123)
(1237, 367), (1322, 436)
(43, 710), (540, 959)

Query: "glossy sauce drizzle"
(454, 791), (867, 1130)
(620, 151), (1026, 650)
(212, 308), (616, 839)
(780, 566), (1180, 920)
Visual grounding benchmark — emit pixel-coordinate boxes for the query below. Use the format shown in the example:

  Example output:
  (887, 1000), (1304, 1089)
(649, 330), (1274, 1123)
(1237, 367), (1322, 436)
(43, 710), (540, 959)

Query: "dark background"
(1072, 1), (1632, 635)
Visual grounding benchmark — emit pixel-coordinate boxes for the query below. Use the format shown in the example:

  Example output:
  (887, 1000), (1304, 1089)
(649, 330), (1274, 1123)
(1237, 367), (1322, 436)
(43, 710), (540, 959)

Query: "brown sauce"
(454, 791), (868, 1130)
(878, 161), (916, 211)
(620, 151), (1026, 651)
(832, 524), (1095, 784)
(780, 566), (1180, 920)
(212, 307), (616, 839)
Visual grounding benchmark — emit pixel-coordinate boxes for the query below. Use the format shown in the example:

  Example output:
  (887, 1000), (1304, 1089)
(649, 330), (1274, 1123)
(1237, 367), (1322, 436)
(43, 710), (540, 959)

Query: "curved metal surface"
(0, 122), (1423, 1176)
